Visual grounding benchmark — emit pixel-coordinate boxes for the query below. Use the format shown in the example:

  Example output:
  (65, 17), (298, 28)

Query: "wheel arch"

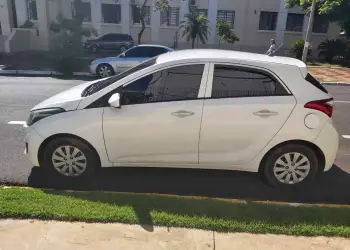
(38, 133), (101, 168)
(258, 140), (326, 173)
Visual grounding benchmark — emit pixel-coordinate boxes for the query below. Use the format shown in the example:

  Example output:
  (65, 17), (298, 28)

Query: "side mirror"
(119, 53), (126, 58)
(108, 93), (121, 108)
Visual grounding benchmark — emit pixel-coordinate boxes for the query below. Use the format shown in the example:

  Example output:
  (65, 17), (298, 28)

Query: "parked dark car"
(84, 33), (135, 53)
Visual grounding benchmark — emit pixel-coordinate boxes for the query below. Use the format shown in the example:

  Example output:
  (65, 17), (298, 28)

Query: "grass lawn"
(1, 187), (350, 237)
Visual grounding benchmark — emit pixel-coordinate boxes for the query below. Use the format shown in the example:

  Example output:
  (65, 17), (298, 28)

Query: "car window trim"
(204, 62), (292, 99)
(86, 62), (210, 109)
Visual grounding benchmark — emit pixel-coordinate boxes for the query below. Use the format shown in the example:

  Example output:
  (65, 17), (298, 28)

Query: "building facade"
(0, 0), (340, 54)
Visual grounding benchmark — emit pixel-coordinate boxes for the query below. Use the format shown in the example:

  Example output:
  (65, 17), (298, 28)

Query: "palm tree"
(179, 8), (210, 48)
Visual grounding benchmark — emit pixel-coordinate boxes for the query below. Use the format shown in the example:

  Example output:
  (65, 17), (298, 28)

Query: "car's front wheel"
(97, 64), (114, 78)
(262, 144), (319, 187)
(43, 136), (99, 181)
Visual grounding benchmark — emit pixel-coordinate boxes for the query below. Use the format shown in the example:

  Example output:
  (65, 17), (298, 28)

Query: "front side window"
(217, 10), (235, 29)
(286, 13), (304, 32)
(259, 11), (278, 31)
(121, 64), (204, 105)
(161, 7), (180, 26)
(102, 4), (121, 24)
(211, 65), (288, 98)
(26, 0), (38, 20)
(131, 5), (151, 25)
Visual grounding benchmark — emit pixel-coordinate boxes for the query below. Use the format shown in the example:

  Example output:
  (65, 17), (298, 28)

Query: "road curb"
(2, 186), (350, 209)
(0, 70), (92, 77)
(321, 82), (350, 86)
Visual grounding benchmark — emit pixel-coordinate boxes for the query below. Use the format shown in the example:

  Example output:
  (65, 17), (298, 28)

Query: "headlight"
(26, 108), (65, 126)
(91, 60), (97, 65)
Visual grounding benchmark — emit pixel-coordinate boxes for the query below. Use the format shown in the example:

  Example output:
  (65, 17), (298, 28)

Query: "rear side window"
(305, 73), (328, 93)
(211, 65), (288, 98)
(148, 47), (169, 57)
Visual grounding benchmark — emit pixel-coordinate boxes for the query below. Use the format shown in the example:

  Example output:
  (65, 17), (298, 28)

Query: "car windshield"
(81, 57), (157, 97)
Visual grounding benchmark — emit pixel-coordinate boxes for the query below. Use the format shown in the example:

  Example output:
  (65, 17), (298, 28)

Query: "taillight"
(304, 98), (334, 117)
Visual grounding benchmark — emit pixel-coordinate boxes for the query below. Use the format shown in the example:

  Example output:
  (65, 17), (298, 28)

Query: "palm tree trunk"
(137, 0), (148, 44)
(191, 38), (195, 48)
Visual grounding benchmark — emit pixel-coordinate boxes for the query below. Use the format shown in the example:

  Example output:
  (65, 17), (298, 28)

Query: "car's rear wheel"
(97, 64), (114, 78)
(261, 144), (319, 187)
(43, 136), (98, 181)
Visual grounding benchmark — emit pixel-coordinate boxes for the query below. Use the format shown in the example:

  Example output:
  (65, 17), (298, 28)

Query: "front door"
(103, 63), (208, 164)
(199, 64), (296, 165)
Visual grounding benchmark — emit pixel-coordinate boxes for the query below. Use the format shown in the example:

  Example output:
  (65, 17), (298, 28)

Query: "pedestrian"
(265, 39), (277, 56)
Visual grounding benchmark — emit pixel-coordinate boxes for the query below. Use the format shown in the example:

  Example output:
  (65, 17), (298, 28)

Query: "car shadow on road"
(28, 164), (350, 205)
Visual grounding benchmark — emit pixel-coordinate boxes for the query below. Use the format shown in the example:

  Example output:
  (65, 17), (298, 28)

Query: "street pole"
(302, 0), (317, 62)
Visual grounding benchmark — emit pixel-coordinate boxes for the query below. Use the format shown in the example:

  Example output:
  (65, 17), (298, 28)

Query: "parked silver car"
(90, 45), (173, 78)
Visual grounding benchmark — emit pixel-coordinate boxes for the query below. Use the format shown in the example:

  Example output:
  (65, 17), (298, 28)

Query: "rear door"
(199, 64), (296, 165)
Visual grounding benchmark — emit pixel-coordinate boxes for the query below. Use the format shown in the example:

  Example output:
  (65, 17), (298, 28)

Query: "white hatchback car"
(25, 49), (339, 187)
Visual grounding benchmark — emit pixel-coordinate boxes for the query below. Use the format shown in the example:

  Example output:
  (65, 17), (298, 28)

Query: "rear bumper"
(24, 126), (45, 166)
(314, 121), (339, 172)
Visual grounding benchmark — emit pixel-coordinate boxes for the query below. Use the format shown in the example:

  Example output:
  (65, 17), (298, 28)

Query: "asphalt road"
(0, 76), (350, 204)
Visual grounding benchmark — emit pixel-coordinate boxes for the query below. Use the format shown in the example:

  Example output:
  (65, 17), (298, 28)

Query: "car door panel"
(103, 100), (204, 164)
(199, 64), (296, 165)
(199, 96), (296, 165)
(103, 64), (207, 164)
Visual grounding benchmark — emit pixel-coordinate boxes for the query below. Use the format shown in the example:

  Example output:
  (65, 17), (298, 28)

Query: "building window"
(217, 10), (235, 29)
(259, 11), (278, 31)
(312, 16), (329, 33)
(102, 4), (121, 24)
(286, 13), (304, 32)
(197, 9), (208, 17)
(26, 0), (38, 20)
(161, 7), (180, 26)
(131, 5), (151, 25)
(71, 1), (91, 22)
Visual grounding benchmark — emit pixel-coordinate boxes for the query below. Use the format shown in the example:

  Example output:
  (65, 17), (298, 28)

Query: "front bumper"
(89, 63), (98, 75)
(24, 126), (45, 166)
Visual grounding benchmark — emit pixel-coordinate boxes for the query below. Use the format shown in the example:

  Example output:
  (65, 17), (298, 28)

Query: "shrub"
(49, 32), (84, 76)
(286, 40), (311, 60)
(318, 39), (347, 63)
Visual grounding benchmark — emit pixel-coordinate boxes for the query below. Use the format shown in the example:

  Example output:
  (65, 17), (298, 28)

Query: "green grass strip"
(1, 187), (350, 237)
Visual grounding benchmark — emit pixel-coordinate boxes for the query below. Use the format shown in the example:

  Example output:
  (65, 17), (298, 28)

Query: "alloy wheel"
(273, 152), (311, 185)
(98, 65), (112, 78)
(52, 145), (87, 177)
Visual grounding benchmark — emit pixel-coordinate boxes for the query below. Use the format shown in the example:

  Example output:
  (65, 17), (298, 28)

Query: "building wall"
(7, 0), (341, 54)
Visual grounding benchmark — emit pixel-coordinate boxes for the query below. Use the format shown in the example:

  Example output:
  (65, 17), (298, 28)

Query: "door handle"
(171, 110), (195, 118)
(253, 109), (278, 117)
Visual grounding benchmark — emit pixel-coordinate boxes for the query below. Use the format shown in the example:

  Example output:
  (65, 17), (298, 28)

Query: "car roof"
(136, 44), (172, 50)
(156, 49), (306, 67)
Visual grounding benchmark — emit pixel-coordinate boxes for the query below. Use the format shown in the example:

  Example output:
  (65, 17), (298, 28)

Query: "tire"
(96, 64), (114, 78)
(43, 136), (99, 181)
(120, 45), (128, 52)
(261, 144), (319, 187)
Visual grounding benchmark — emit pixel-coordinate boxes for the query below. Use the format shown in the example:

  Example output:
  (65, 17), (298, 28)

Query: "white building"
(0, 0), (340, 54)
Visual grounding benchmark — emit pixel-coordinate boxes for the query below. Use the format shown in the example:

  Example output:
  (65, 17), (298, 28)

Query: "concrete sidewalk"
(0, 220), (349, 250)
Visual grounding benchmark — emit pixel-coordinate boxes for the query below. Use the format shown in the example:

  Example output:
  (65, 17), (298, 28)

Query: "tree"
(49, 0), (97, 75)
(216, 19), (239, 46)
(286, 0), (350, 36)
(179, 8), (210, 48)
(131, 0), (149, 44)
